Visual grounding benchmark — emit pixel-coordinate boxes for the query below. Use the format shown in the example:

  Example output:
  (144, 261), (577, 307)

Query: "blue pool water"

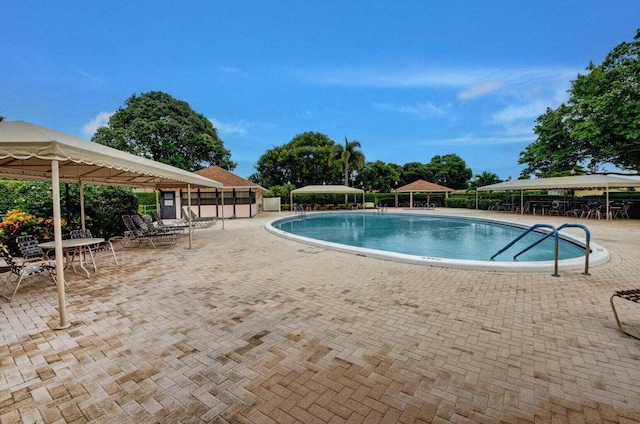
(271, 213), (587, 262)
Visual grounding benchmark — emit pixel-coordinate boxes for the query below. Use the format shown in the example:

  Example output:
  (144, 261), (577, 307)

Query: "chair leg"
(611, 294), (640, 340)
(106, 241), (119, 265)
(1, 272), (25, 302)
(1, 272), (14, 301)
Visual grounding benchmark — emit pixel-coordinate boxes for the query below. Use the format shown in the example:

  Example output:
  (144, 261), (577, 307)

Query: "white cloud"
(373, 102), (444, 118)
(82, 111), (113, 136)
(459, 80), (502, 100)
(210, 118), (249, 135)
(418, 133), (535, 147)
(292, 64), (575, 88)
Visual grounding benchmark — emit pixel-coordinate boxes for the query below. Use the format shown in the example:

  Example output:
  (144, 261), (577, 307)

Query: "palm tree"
(328, 137), (365, 186)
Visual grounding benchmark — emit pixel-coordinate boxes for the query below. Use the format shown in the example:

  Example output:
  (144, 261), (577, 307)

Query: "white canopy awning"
(291, 184), (365, 195)
(476, 174), (640, 220)
(0, 120), (223, 329)
(0, 121), (222, 189)
(477, 174), (640, 191)
(290, 185), (365, 209)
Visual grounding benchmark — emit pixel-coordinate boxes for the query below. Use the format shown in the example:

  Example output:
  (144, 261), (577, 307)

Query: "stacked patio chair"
(1, 235), (57, 302)
(181, 207), (218, 228)
(69, 229), (119, 266)
(121, 215), (179, 248)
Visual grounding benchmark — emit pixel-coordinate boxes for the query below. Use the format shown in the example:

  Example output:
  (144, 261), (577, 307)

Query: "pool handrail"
(557, 223), (591, 275)
(512, 223), (591, 275)
(491, 223), (560, 276)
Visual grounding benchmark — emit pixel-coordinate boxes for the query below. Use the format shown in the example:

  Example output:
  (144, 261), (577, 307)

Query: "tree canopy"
(92, 91), (235, 172)
(355, 161), (401, 192)
(520, 30), (640, 176)
(252, 132), (342, 187)
(328, 137), (365, 186)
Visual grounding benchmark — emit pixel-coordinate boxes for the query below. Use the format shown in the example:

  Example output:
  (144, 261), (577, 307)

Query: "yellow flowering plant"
(0, 209), (65, 255)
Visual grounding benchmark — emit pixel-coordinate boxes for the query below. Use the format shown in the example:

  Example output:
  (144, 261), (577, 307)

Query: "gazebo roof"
(195, 166), (266, 191)
(0, 120), (222, 189)
(291, 184), (364, 195)
(394, 179), (455, 193)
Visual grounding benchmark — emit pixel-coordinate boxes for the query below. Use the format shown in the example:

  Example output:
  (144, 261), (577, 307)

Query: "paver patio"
(1, 208), (640, 423)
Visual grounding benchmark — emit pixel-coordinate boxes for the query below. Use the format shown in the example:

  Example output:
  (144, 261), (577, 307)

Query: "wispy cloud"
(373, 102), (445, 118)
(459, 80), (502, 100)
(82, 111), (113, 136)
(210, 118), (250, 135)
(417, 133), (535, 147)
(491, 101), (551, 125)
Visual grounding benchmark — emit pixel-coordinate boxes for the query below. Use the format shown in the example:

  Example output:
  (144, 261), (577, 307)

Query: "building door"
(161, 191), (177, 219)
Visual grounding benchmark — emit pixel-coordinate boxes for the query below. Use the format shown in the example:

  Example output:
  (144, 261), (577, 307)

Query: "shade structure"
(477, 174), (640, 192)
(0, 121), (223, 188)
(0, 120), (223, 329)
(290, 184), (365, 208)
(476, 174), (640, 218)
(393, 179), (455, 208)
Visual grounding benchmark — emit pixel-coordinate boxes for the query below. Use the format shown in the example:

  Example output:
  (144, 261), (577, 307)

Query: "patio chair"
(611, 289), (640, 340)
(548, 200), (564, 216)
(121, 215), (179, 248)
(181, 207), (218, 228)
(1, 236), (57, 302)
(69, 229), (119, 266)
(614, 203), (631, 219)
(580, 204), (595, 219)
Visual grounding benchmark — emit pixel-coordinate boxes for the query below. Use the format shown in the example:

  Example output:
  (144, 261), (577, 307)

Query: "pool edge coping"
(264, 211), (610, 273)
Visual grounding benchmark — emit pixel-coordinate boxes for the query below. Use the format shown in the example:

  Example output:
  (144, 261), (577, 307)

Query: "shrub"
(0, 209), (64, 255)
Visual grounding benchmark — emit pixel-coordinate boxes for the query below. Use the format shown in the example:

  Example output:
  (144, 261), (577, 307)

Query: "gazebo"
(393, 179), (455, 208)
(0, 120), (223, 329)
(477, 174), (640, 219)
(290, 185), (365, 209)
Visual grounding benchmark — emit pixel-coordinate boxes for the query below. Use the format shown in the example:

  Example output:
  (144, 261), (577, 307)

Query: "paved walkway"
(1, 209), (640, 423)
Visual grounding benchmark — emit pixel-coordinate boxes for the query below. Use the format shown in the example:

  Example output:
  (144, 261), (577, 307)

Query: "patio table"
(39, 238), (105, 278)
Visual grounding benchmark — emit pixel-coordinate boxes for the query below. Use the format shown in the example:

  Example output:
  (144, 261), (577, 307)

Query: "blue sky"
(1, 2), (638, 180)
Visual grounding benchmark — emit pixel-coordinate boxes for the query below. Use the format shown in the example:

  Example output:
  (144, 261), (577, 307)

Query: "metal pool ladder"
(490, 223), (591, 277)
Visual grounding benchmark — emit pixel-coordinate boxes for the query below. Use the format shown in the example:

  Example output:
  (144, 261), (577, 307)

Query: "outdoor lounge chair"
(121, 215), (179, 248)
(611, 289), (640, 340)
(181, 207), (218, 228)
(1, 236), (57, 302)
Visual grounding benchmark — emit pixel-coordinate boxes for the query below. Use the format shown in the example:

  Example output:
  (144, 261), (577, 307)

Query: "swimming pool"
(266, 212), (610, 272)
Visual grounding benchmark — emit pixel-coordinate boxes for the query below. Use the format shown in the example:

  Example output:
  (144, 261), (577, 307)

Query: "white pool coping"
(265, 212), (610, 273)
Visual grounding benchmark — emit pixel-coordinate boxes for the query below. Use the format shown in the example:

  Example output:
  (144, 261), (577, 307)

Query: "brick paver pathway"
(1, 209), (640, 423)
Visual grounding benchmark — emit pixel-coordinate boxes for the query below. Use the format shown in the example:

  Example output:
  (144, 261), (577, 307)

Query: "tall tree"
(253, 132), (340, 188)
(519, 105), (587, 177)
(520, 30), (640, 175)
(400, 162), (430, 186)
(328, 137), (365, 186)
(424, 154), (473, 189)
(469, 171), (502, 190)
(355, 161), (401, 192)
(92, 91), (235, 171)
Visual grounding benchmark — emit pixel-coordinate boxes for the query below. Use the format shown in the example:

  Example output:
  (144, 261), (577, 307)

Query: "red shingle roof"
(195, 166), (265, 190)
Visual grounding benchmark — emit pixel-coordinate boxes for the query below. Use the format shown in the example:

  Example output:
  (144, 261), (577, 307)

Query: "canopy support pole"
(221, 188), (225, 229)
(52, 160), (70, 329)
(79, 181), (86, 229)
(187, 184), (193, 249)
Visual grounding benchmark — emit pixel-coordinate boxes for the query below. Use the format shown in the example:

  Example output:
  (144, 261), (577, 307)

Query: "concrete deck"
(1, 208), (640, 423)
